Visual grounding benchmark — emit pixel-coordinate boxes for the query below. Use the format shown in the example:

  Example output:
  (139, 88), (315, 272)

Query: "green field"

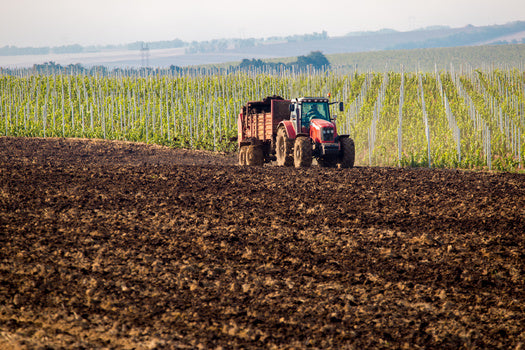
(327, 44), (525, 72)
(1, 63), (523, 171)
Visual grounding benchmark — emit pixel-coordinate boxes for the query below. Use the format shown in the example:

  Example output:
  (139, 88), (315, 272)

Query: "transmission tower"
(140, 42), (150, 67)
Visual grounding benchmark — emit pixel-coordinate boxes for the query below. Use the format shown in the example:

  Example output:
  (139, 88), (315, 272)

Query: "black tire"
(318, 156), (337, 168)
(246, 145), (264, 166)
(294, 136), (312, 168)
(338, 137), (355, 168)
(238, 146), (247, 165)
(276, 127), (293, 167)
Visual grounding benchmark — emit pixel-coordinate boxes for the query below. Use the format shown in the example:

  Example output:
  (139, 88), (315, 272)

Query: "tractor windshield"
(302, 102), (330, 126)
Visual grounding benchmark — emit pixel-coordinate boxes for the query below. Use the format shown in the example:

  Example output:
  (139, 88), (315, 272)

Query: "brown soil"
(0, 137), (524, 349)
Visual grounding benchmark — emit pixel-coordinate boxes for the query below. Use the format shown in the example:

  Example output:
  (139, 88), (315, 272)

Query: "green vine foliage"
(0, 68), (523, 171)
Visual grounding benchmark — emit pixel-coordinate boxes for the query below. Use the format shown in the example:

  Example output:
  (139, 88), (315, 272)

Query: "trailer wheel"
(294, 136), (312, 168)
(276, 127), (293, 166)
(338, 137), (355, 168)
(246, 145), (264, 166)
(238, 146), (247, 165)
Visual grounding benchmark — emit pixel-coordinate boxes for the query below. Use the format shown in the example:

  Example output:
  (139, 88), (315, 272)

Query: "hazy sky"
(1, 0), (524, 47)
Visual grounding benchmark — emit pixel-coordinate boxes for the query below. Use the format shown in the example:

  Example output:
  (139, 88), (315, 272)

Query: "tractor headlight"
(322, 128), (334, 141)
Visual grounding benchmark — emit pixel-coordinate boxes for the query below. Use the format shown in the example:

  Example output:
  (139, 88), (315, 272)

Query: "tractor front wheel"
(338, 137), (355, 168)
(294, 136), (312, 168)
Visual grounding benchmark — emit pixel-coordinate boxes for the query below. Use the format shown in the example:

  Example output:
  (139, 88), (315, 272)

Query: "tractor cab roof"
(294, 97), (330, 104)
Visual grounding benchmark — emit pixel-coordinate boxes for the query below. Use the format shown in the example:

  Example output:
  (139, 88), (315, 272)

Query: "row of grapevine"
(0, 66), (523, 171)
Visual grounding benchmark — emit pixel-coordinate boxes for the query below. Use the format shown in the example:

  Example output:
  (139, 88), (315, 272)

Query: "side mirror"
(339, 102), (344, 112)
(332, 115), (337, 122)
(289, 104), (295, 112)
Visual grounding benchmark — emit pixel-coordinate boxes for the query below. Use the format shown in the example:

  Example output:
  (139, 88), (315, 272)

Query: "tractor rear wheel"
(238, 146), (247, 165)
(338, 137), (355, 168)
(246, 145), (264, 166)
(276, 127), (293, 166)
(294, 136), (312, 168)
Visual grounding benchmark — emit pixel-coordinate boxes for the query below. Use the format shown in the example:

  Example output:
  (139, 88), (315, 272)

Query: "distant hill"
(390, 21), (525, 49)
(0, 21), (524, 68)
(221, 21), (525, 58)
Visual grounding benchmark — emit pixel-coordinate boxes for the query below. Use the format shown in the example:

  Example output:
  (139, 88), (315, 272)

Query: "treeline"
(1, 51), (331, 76)
(1, 32), (328, 57)
(2, 61), (281, 77)
(0, 41), (186, 57)
(0, 44), (86, 56)
(4, 61), (216, 76)
(185, 32), (328, 54)
(186, 39), (256, 54)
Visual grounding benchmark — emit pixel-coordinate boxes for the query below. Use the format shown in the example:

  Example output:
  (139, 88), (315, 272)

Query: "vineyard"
(0, 66), (524, 171)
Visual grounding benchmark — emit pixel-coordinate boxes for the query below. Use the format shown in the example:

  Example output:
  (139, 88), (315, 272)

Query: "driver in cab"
(306, 104), (322, 122)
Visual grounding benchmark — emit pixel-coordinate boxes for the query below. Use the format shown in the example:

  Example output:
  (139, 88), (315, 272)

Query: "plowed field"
(1, 137), (524, 349)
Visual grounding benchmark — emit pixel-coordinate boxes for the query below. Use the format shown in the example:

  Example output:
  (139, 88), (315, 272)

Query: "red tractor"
(237, 95), (355, 168)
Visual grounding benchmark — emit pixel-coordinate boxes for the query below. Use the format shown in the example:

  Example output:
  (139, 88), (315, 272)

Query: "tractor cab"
(300, 100), (331, 127)
(289, 97), (343, 138)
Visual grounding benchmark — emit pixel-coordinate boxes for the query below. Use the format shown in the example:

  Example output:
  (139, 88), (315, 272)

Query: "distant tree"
(239, 59), (252, 68)
(66, 63), (86, 74)
(238, 58), (289, 72)
(237, 52), (330, 72)
(52, 44), (83, 54)
(294, 51), (330, 69)
(89, 65), (108, 75)
(239, 58), (265, 69)
(33, 61), (62, 74)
